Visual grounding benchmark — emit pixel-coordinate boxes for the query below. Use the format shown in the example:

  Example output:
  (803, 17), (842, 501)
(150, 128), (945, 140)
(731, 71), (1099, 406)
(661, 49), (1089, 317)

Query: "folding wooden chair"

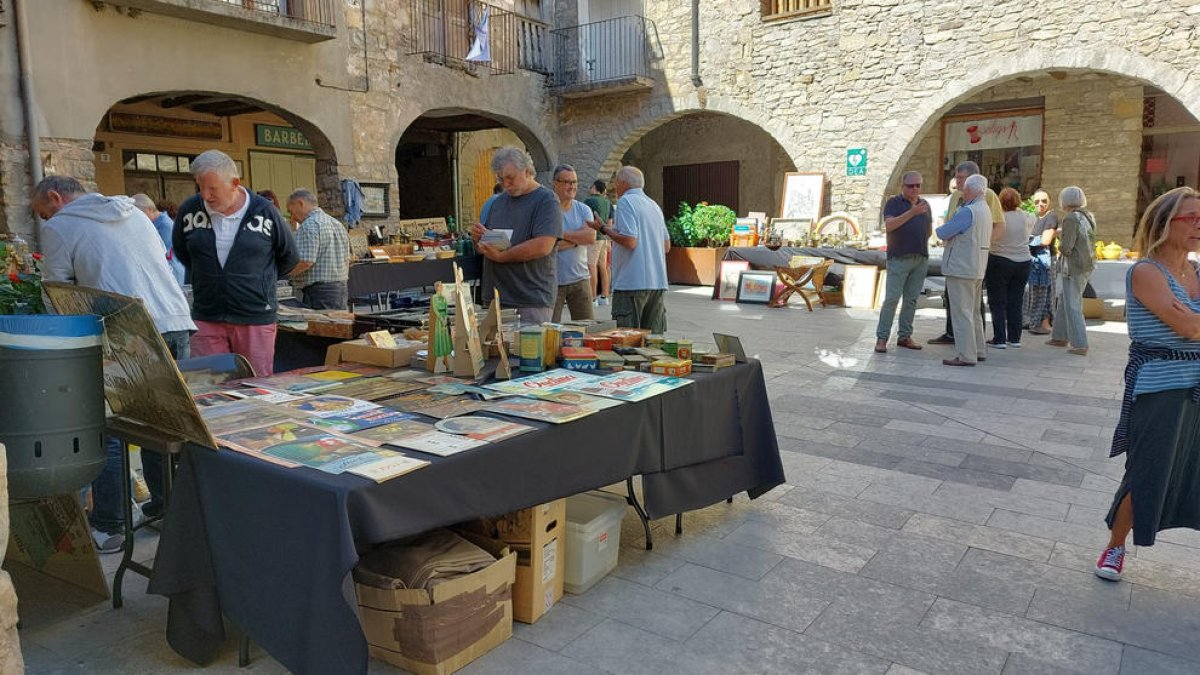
(770, 258), (832, 311)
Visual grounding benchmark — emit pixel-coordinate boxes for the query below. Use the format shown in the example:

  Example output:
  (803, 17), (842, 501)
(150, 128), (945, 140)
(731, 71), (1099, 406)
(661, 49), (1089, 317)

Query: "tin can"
(519, 327), (545, 372)
(675, 339), (693, 361)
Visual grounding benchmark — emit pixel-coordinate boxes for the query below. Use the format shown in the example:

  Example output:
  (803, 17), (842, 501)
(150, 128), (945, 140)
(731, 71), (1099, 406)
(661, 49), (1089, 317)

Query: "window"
(761, 0), (832, 21)
(122, 151), (198, 206)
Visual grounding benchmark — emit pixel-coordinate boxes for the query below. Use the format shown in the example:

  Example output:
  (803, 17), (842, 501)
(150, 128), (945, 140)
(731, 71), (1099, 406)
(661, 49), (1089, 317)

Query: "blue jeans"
(875, 255), (928, 341)
(301, 281), (348, 310)
(89, 330), (191, 534)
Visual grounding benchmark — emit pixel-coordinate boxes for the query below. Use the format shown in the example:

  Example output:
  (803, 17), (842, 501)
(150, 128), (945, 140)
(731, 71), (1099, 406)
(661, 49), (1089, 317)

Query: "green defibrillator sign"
(846, 148), (867, 176)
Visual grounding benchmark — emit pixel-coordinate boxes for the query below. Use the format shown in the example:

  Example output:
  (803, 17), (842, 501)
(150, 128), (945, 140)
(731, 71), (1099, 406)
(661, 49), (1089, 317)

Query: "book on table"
(351, 419), (437, 445)
(434, 416), (536, 443)
(386, 430), (490, 456)
(564, 371), (693, 402)
(218, 421), (428, 480)
(306, 409), (425, 433)
(199, 399), (308, 436)
(525, 389), (625, 411)
(484, 397), (595, 424)
(483, 368), (604, 397)
(282, 395), (380, 418)
(225, 387), (313, 404)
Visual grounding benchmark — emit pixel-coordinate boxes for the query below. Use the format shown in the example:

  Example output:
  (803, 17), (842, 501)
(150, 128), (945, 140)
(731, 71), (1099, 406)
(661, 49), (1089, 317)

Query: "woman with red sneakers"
(1097, 186), (1200, 581)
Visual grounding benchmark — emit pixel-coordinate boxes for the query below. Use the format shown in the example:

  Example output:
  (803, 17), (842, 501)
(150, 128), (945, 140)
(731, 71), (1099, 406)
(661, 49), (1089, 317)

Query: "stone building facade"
(2, 0), (1199, 248)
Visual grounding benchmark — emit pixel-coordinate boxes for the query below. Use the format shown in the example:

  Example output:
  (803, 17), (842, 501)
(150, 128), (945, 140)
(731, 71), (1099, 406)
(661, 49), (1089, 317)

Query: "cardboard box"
(326, 338), (421, 368)
(462, 500), (566, 624)
(356, 534), (516, 675)
(650, 358), (692, 377)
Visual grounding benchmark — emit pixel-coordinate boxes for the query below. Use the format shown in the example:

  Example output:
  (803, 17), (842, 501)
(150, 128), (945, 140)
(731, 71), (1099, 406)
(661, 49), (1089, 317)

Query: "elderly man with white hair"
(587, 165), (670, 333)
(935, 173), (993, 366)
(470, 146), (562, 326)
(173, 149), (298, 375)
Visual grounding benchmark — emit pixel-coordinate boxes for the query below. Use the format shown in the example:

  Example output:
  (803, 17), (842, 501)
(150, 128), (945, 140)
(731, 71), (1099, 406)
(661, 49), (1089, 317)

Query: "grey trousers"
(946, 276), (986, 363)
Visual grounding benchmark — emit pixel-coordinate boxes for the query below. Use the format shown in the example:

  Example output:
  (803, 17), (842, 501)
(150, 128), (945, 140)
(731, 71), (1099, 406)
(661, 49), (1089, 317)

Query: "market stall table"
(348, 255), (483, 308)
(724, 246), (946, 277)
(149, 360), (784, 675)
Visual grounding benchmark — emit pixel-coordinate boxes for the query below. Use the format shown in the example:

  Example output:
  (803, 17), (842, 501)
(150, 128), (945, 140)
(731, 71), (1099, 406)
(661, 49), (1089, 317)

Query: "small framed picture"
(715, 260), (750, 301)
(360, 182), (390, 219)
(735, 270), (776, 305)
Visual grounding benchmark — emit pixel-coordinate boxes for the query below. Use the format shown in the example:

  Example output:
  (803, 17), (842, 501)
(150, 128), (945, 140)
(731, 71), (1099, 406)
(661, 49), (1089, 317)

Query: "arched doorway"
(616, 111), (798, 218)
(94, 92), (341, 215)
(394, 110), (552, 228)
(871, 53), (1200, 245)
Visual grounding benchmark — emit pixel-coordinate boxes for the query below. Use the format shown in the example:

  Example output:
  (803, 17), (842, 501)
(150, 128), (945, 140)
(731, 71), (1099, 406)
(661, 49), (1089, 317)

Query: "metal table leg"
(625, 477), (654, 550)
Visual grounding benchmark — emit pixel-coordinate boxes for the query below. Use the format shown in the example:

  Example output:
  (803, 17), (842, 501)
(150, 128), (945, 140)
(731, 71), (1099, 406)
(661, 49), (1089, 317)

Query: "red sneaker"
(1094, 545), (1125, 581)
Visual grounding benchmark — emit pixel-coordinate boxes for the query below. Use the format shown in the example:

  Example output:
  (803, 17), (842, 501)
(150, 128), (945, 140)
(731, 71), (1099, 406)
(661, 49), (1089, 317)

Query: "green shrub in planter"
(667, 202), (735, 248)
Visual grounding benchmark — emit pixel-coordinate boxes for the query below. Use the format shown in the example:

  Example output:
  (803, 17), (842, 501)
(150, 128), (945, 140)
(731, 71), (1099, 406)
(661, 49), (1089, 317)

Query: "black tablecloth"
(347, 255), (483, 297)
(725, 246), (945, 277)
(150, 360), (784, 674)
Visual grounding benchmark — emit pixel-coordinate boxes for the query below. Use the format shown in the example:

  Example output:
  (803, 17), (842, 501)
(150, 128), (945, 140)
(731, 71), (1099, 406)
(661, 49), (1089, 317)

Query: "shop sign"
(944, 114), (1042, 152)
(255, 124), (313, 151)
(108, 112), (223, 140)
(846, 148), (867, 176)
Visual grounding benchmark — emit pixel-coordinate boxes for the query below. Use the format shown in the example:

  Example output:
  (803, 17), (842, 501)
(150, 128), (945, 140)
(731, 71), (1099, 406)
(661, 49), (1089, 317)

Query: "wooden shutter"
(662, 160), (739, 215)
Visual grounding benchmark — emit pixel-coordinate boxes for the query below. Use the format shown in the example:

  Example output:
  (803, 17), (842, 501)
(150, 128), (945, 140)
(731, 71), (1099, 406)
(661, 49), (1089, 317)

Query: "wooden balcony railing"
(762, 0), (832, 21)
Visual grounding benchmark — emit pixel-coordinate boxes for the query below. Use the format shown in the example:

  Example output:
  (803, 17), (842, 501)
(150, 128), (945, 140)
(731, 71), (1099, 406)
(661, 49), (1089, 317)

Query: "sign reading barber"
(846, 148), (867, 176)
(255, 124), (313, 151)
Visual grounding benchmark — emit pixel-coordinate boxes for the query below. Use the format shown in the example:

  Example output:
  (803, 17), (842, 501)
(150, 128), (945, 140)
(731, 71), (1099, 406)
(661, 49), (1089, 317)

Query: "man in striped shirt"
(286, 189), (351, 310)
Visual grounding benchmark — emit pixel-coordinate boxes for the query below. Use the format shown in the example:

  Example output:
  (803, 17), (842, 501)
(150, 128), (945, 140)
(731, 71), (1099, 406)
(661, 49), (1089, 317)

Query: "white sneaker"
(91, 528), (125, 554)
(597, 296), (610, 306)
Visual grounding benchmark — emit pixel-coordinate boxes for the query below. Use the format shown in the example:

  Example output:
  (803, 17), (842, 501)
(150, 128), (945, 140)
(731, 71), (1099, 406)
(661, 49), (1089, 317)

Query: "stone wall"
(618, 112), (796, 217)
(554, 0), (1200, 239)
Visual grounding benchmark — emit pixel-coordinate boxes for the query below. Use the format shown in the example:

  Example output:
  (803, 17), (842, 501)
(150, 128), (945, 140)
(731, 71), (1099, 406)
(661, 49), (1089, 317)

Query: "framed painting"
(715, 260), (750, 301)
(735, 270), (776, 305)
(779, 172), (825, 221)
(360, 182), (390, 219)
(770, 218), (812, 244)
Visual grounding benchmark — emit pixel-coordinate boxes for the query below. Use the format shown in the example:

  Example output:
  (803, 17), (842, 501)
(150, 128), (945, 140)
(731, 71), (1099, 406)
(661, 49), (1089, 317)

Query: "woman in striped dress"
(1097, 186), (1200, 581)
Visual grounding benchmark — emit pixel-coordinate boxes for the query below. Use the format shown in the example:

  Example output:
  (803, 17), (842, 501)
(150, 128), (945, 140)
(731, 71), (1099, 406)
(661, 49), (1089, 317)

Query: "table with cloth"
(347, 255), (483, 299)
(149, 360), (784, 675)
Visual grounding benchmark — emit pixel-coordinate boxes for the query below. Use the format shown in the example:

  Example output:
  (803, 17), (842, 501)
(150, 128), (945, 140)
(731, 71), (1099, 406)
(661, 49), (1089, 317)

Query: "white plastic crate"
(564, 491), (626, 595)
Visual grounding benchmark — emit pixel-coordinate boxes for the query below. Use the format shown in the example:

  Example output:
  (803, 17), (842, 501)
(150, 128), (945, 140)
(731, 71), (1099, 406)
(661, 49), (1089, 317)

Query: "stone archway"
(868, 48), (1200, 235)
(592, 93), (803, 183)
(94, 91), (343, 215)
(392, 108), (555, 226)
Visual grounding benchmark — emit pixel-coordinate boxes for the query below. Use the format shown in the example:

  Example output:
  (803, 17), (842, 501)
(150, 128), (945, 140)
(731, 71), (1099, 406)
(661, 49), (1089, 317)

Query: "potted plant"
(665, 202), (734, 286)
(0, 236), (45, 315)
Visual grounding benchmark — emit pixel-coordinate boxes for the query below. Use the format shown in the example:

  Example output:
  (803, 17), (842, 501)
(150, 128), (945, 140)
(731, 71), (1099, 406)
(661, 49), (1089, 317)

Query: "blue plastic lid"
(0, 314), (104, 349)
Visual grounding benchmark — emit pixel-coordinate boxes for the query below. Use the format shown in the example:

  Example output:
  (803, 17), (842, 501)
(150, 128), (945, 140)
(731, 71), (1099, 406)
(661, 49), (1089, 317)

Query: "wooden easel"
(450, 263), (486, 380)
(479, 289), (512, 380)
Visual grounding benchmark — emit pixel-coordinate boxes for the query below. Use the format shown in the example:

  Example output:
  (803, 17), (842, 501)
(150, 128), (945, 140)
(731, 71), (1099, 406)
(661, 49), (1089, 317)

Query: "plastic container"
(0, 315), (106, 498)
(564, 491), (626, 594)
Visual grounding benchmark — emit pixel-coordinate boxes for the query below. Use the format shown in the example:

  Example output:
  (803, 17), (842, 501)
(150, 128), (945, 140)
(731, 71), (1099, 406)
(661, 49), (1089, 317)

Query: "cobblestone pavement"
(18, 287), (1200, 674)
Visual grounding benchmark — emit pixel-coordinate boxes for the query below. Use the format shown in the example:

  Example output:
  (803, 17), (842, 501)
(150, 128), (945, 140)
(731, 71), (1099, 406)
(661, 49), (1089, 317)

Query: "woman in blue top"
(1097, 187), (1200, 582)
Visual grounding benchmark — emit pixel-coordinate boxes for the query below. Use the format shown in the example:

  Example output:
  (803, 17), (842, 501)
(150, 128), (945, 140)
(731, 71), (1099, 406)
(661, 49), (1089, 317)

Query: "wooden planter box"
(666, 246), (727, 286)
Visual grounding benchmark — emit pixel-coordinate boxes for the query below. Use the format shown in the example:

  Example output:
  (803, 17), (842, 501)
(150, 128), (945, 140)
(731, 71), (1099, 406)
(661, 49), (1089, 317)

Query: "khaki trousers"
(946, 276), (986, 363)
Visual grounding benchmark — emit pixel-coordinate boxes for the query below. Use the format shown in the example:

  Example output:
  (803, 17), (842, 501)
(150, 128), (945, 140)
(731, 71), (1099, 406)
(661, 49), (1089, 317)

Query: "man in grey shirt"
(471, 146), (562, 325)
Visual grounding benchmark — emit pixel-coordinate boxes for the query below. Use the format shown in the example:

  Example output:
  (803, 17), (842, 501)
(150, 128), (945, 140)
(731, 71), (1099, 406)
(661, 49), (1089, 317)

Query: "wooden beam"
(160, 94), (218, 109)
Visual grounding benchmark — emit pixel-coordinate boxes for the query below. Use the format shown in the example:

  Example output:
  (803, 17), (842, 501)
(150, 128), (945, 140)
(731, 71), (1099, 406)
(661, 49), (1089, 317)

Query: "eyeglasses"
(903, 183), (921, 189)
(1171, 215), (1200, 225)
(555, 179), (578, 185)
(1033, 199), (1049, 204)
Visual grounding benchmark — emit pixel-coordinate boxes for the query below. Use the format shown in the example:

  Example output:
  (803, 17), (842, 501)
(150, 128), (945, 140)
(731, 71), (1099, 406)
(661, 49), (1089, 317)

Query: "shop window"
(940, 110), (1044, 195)
(122, 151), (198, 206)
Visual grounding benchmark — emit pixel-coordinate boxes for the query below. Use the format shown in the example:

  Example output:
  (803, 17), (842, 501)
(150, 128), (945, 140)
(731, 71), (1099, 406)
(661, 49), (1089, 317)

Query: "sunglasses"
(903, 183), (921, 188)
(1170, 215), (1200, 225)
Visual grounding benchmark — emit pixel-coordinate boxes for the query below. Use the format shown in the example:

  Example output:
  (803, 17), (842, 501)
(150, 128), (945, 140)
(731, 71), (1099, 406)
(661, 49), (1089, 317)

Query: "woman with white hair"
(1046, 186), (1096, 355)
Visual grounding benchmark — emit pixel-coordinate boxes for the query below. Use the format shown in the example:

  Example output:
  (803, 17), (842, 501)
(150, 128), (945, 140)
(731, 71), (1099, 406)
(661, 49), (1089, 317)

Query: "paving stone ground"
(16, 286), (1200, 674)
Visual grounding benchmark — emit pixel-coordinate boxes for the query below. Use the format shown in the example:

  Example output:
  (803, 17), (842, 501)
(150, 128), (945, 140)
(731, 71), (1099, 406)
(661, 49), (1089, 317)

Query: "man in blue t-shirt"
(588, 166), (669, 333)
(874, 170), (932, 353)
(550, 164), (597, 322)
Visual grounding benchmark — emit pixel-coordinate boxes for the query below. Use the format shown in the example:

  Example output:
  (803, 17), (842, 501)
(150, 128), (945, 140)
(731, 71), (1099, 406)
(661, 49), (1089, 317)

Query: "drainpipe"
(12, 0), (42, 245)
(690, 0), (702, 87)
